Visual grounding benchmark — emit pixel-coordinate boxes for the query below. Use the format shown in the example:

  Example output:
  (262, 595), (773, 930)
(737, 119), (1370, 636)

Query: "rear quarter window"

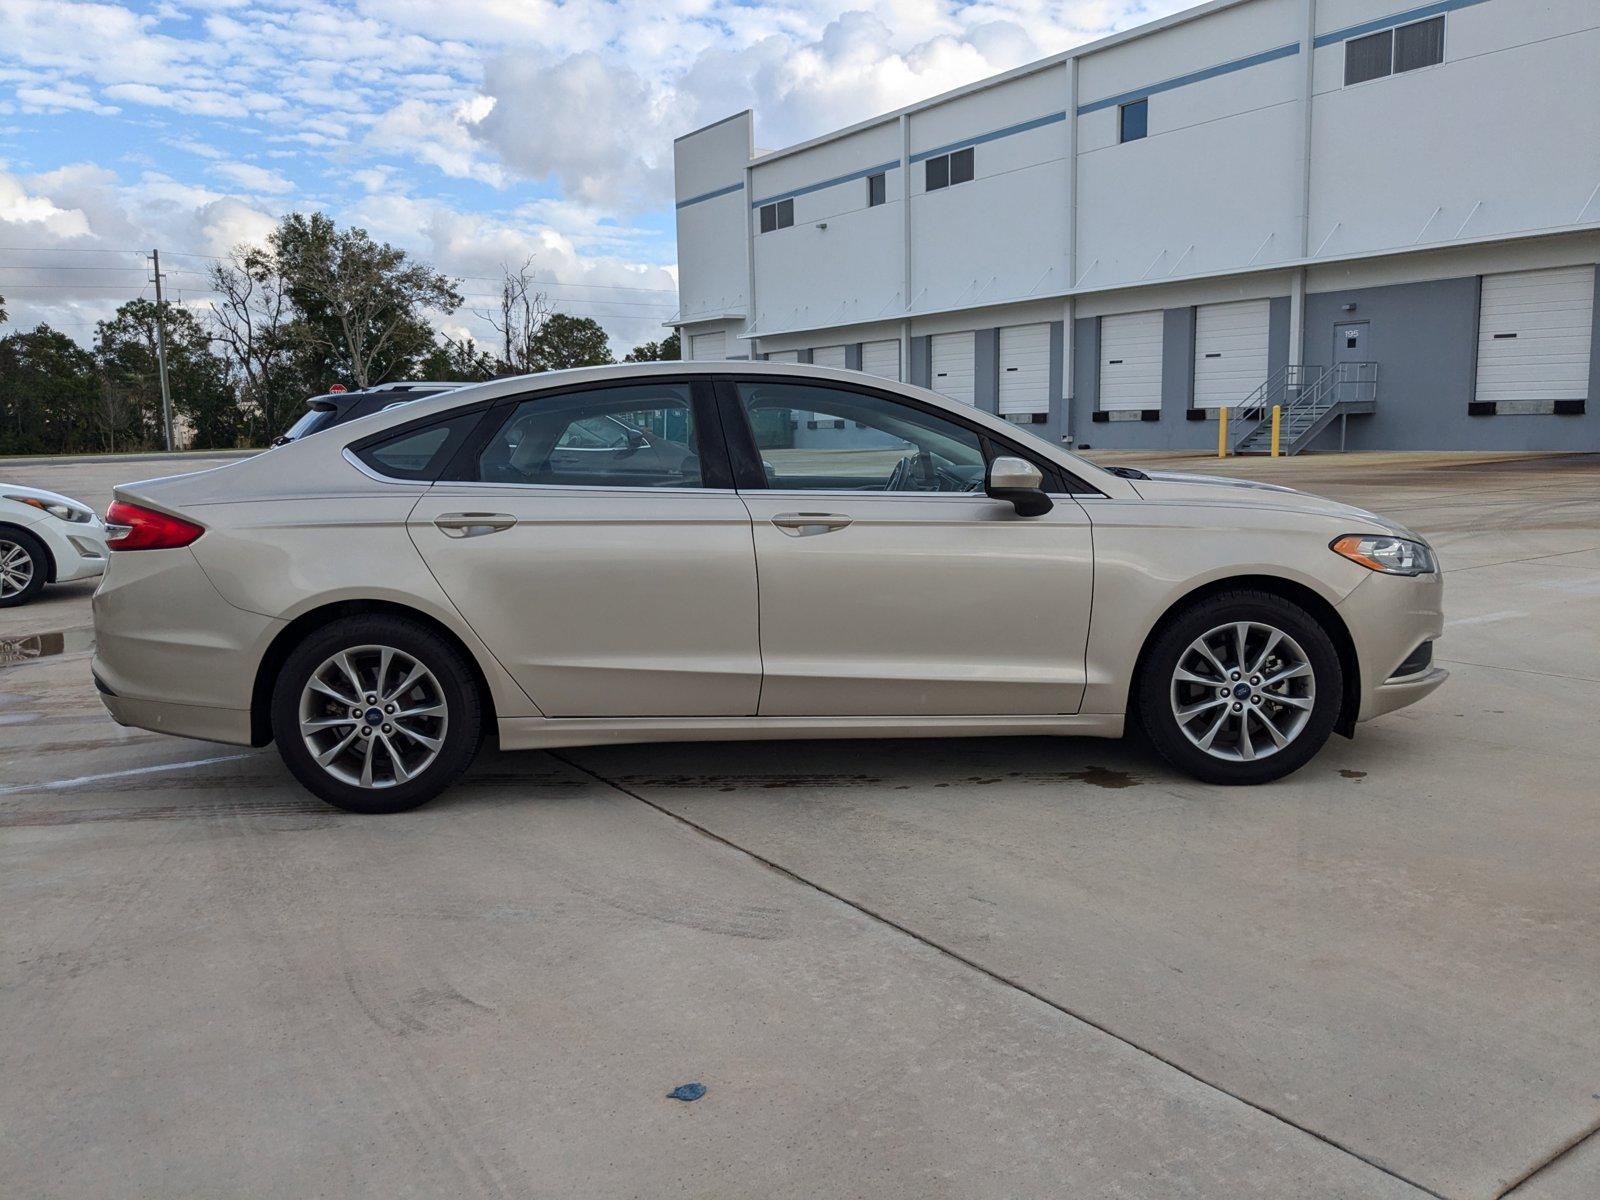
(351, 412), (483, 481)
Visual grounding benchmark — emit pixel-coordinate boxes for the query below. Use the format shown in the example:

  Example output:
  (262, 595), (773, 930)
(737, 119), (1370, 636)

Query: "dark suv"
(274, 382), (466, 445)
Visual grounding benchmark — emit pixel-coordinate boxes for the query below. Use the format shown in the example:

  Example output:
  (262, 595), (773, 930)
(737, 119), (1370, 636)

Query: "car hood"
(1126, 471), (1420, 538)
(1, 483), (99, 517)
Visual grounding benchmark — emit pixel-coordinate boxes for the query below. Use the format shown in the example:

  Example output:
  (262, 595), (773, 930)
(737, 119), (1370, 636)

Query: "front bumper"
(1335, 568), (1448, 722)
(26, 515), (108, 583)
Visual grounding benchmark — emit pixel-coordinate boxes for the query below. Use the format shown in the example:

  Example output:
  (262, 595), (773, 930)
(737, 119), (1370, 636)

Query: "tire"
(0, 528), (49, 608)
(271, 614), (482, 813)
(1135, 589), (1343, 786)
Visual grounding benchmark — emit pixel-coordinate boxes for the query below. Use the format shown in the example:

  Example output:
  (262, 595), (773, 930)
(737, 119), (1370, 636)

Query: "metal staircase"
(1231, 362), (1378, 455)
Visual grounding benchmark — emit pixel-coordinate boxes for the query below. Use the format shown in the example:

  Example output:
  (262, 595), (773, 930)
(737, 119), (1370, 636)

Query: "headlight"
(5, 494), (93, 523)
(1331, 534), (1437, 576)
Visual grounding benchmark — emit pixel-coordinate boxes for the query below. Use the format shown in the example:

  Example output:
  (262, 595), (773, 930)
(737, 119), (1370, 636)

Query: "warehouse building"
(671, 0), (1600, 453)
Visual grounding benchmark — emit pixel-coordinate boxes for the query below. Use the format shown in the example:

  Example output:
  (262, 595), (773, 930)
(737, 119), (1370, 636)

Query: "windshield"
(276, 406), (336, 444)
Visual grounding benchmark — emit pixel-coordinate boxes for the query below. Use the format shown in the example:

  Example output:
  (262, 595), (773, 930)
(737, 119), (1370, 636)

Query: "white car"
(0, 485), (109, 606)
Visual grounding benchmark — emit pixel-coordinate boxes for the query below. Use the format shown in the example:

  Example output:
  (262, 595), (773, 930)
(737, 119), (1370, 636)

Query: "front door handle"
(772, 512), (852, 537)
(433, 512), (517, 538)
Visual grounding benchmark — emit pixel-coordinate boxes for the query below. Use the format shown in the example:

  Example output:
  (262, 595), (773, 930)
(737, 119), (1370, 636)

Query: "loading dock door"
(1098, 311), (1164, 411)
(861, 339), (901, 380)
(998, 324), (1051, 416)
(931, 332), (976, 405)
(1475, 267), (1595, 404)
(690, 331), (726, 361)
(1193, 299), (1270, 408)
(765, 350), (800, 363)
(812, 345), (847, 370)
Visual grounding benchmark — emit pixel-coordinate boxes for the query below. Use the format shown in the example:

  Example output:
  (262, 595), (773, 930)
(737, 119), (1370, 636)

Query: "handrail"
(1230, 362), (1379, 453)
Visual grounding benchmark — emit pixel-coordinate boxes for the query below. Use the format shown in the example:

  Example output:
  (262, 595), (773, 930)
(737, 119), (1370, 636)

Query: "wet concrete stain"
(0, 627), (93, 667)
(1339, 769), (1367, 781)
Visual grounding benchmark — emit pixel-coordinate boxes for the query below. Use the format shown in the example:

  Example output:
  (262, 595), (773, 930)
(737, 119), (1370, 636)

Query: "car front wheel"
(1136, 590), (1343, 785)
(0, 529), (48, 607)
(271, 614), (482, 813)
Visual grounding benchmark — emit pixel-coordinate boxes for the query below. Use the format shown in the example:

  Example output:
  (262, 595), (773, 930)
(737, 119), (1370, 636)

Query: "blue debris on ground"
(667, 1082), (707, 1102)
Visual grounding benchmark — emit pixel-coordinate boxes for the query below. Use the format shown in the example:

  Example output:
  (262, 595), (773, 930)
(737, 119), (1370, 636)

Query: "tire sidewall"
(1138, 591), (1343, 785)
(0, 528), (49, 608)
(271, 615), (481, 813)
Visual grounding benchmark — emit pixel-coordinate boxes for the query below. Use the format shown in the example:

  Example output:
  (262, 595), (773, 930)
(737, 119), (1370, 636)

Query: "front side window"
(735, 380), (986, 493)
(473, 383), (703, 488)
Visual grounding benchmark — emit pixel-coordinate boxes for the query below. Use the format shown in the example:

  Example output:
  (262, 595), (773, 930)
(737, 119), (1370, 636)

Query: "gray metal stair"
(1231, 362), (1378, 455)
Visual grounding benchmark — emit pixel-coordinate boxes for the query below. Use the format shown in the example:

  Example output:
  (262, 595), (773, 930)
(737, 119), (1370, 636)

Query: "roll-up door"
(765, 350), (800, 363)
(998, 324), (1051, 415)
(812, 345), (847, 370)
(1098, 311), (1164, 411)
(1475, 267), (1595, 404)
(1193, 299), (1270, 408)
(861, 339), (900, 380)
(931, 332), (976, 405)
(689, 330), (726, 360)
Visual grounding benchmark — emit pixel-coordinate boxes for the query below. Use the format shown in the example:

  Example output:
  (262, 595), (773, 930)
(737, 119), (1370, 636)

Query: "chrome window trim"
(343, 447), (728, 495)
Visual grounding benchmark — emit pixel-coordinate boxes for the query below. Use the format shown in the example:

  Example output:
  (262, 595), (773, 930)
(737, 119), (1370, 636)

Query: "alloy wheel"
(297, 644), (449, 788)
(1169, 621), (1316, 762)
(0, 539), (35, 599)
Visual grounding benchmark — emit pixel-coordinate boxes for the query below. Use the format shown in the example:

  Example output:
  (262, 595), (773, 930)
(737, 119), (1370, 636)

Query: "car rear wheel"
(0, 529), (48, 607)
(271, 615), (482, 813)
(1136, 590), (1343, 785)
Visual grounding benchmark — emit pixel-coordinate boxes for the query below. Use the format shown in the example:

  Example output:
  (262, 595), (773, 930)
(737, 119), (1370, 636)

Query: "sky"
(0, 0), (1189, 359)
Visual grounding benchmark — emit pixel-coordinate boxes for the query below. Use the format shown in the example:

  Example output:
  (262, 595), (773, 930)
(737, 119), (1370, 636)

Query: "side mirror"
(985, 455), (1053, 517)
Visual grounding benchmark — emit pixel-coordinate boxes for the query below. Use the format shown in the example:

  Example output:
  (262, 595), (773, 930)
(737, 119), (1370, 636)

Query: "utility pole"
(149, 249), (175, 452)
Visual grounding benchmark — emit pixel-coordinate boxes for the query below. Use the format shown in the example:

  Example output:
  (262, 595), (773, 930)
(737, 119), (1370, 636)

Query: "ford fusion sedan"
(1, 485), (108, 607)
(91, 362), (1445, 813)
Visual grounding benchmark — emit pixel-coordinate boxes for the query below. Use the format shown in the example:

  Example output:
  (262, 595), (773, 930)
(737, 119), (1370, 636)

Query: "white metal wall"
(1475, 267), (1596, 403)
(689, 331), (727, 361)
(1098, 311), (1164, 411)
(861, 339), (901, 380)
(930, 332), (977, 405)
(1193, 299), (1270, 408)
(998, 324), (1051, 415)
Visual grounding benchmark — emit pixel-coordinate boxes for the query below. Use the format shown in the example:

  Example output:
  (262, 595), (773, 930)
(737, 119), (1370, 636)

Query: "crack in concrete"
(551, 749), (1449, 1200)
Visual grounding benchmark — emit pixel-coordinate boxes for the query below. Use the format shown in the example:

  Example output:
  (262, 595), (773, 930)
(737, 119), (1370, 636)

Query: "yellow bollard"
(1217, 406), (1228, 457)
(1270, 404), (1282, 457)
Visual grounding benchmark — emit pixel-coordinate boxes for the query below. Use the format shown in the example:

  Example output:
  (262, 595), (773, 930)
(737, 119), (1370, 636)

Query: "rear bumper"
(98, 691), (254, 745)
(91, 546), (280, 743)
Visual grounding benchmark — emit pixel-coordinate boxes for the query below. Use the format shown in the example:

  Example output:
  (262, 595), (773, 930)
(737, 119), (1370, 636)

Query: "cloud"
(213, 161), (295, 195)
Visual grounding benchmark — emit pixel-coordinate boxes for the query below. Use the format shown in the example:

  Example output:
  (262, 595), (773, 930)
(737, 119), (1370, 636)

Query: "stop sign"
(328, 383), (347, 393)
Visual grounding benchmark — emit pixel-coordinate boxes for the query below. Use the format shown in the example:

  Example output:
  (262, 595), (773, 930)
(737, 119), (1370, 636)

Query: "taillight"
(104, 501), (204, 551)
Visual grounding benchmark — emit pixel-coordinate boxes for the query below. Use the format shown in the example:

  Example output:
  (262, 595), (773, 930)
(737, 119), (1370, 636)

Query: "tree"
(477, 257), (550, 374)
(97, 300), (238, 449)
(270, 212), (462, 390)
(414, 336), (498, 382)
(208, 245), (308, 443)
(0, 325), (99, 454)
(526, 313), (613, 372)
(0, 293), (7, 327)
(624, 330), (680, 362)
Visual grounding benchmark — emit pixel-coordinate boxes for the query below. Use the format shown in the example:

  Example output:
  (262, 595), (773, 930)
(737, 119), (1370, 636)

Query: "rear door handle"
(433, 512), (517, 538)
(772, 512), (852, 537)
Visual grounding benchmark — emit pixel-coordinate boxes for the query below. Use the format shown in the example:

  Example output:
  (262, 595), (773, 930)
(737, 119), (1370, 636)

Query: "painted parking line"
(0, 752), (257, 798)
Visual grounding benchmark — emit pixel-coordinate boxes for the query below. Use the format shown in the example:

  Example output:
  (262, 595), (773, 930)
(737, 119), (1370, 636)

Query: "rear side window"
(471, 382), (704, 488)
(352, 412), (482, 481)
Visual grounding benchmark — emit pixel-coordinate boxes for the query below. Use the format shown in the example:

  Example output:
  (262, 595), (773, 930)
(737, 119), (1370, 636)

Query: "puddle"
(0, 628), (93, 667)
